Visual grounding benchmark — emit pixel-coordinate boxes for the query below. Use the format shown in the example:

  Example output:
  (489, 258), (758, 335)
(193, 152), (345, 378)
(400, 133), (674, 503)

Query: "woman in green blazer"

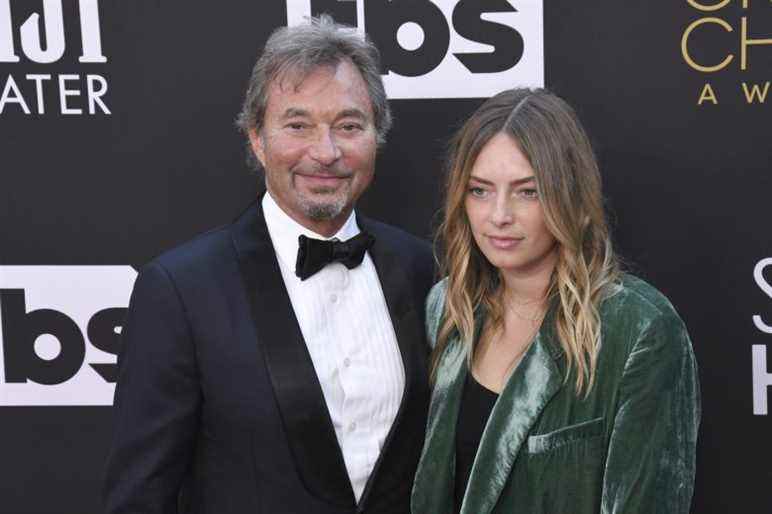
(411, 89), (700, 514)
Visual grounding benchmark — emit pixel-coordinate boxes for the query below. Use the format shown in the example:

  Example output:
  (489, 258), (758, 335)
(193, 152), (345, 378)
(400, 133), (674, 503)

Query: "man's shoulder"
(363, 217), (435, 281)
(361, 217), (432, 260)
(149, 223), (236, 278)
(359, 216), (436, 294)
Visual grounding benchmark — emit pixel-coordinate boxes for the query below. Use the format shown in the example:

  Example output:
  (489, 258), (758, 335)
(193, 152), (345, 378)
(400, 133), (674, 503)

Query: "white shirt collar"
(262, 191), (361, 272)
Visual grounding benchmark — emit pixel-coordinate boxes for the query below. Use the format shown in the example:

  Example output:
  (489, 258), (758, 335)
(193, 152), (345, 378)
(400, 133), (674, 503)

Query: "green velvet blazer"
(411, 274), (700, 514)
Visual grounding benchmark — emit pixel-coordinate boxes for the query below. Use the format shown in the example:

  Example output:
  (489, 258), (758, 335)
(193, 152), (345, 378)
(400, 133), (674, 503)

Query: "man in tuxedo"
(103, 16), (434, 514)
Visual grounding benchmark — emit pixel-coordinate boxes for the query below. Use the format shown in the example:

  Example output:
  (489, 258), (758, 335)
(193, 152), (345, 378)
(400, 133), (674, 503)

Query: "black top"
(454, 372), (499, 512)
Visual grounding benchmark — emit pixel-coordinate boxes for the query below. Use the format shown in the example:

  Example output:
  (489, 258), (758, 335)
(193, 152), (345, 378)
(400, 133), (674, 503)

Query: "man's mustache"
(292, 166), (353, 179)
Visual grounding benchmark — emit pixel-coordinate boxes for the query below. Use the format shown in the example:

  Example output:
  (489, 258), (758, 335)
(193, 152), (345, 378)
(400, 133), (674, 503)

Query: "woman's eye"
(468, 187), (488, 198)
(519, 188), (538, 199)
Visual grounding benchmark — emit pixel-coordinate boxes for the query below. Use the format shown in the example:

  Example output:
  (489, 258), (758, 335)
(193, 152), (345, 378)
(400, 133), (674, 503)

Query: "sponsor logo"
(680, 0), (771, 106)
(286, 0), (544, 99)
(0, 266), (136, 406)
(0, 0), (110, 116)
(753, 257), (772, 415)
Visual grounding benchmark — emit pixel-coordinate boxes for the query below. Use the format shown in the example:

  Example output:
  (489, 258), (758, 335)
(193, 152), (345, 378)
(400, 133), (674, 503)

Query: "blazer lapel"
(410, 336), (468, 514)
(231, 201), (355, 508)
(459, 324), (563, 514)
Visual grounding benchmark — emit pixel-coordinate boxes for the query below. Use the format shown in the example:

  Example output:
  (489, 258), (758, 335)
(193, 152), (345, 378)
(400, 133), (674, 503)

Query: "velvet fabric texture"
(411, 274), (700, 514)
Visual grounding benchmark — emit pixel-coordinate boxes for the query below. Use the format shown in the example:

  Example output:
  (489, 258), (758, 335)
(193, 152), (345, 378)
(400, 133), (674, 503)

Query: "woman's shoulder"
(425, 278), (449, 349)
(601, 273), (691, 355)
(426, 278), (449, 312)
(604, 273), (682, 322)
(597, 275), (698, 414)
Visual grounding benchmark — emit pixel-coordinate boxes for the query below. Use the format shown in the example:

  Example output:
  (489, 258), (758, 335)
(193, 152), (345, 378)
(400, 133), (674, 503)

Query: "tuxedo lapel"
(359, 217), (415, 324)
(231, 202), (355, 508)
(356, 217), (429, 508)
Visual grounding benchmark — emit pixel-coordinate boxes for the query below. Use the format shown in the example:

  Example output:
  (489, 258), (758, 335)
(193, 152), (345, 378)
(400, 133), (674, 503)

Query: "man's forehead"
(270, 62), (330, 94)
(264, 61), (374, 116)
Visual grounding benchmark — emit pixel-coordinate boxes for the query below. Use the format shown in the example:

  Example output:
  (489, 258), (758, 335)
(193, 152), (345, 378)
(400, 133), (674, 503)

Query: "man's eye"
(339, 123), (363, 132)
(286, 123), (306, 131)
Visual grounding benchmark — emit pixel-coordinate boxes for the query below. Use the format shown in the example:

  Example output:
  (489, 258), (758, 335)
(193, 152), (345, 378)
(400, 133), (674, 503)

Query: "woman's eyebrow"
(469, 175), (535, 186)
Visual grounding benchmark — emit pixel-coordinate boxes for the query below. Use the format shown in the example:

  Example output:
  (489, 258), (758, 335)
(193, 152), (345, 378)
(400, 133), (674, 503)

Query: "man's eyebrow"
(337, 108), (368, 121)
(469, 175), (535, 186)
(279, 108), (369, 121)
(281, 108), (310, 119)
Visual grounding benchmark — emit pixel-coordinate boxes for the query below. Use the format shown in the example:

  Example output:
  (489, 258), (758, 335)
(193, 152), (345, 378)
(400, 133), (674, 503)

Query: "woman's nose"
(490, 197), (514, 227)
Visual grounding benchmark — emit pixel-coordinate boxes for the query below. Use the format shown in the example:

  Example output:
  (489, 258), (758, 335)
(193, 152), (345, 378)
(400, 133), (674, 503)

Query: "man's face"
(249, 60), (378, 236)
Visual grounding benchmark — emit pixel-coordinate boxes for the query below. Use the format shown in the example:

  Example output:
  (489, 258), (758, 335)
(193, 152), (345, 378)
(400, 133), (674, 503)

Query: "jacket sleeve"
(102, 262), (201, 514)
(601, 312), (701, 514)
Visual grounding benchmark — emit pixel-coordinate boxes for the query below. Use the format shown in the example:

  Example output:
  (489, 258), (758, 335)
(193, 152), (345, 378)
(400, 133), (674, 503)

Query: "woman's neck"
(499, 249), (557, 305)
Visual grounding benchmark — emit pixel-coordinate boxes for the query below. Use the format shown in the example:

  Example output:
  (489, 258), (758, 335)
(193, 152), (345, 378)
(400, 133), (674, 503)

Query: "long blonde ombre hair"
(433, 88), (620, 396)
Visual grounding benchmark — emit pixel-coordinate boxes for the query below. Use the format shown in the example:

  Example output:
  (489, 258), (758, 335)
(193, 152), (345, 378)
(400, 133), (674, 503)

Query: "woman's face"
(464, 132), (558, 279)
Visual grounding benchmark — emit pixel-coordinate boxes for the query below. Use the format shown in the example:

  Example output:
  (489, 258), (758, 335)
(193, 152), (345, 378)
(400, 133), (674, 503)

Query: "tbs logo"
(0, 266), (136, 406)
(287, 0), (544, 99)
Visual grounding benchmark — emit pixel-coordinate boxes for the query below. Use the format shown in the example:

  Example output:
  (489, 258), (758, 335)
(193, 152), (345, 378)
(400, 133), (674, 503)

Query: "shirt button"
(330, 293), (338, 304)
(343, 357), (351, 368)
(349, 422), (357, 432)
(336, 268), (348, 287)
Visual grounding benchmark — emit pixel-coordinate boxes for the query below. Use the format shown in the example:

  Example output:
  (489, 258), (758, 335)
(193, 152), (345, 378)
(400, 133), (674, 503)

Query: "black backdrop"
(1, 1), (770, 513)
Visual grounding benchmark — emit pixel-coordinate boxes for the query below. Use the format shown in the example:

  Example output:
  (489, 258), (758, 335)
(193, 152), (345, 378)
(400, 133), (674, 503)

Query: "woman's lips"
(486, 235), (524, 249)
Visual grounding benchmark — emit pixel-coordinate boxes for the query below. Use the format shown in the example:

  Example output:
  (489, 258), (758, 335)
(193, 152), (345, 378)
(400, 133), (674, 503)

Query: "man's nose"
(308, 127), (342, 165)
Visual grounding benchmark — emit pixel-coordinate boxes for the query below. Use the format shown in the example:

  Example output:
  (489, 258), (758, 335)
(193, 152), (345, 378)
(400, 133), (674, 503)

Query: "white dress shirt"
(262, 192), (405, 502)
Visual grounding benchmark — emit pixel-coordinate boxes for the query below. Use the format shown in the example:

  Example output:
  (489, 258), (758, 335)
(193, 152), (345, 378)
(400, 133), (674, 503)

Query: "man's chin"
(298, 195), (348, 221)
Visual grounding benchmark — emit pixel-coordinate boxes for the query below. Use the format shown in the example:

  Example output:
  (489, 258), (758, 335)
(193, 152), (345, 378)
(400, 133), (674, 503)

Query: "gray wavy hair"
(235, 15), (392, 170)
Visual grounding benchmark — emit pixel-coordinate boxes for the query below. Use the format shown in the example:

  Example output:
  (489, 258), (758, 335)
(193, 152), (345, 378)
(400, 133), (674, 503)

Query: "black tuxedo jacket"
(103, 202), (435, 514)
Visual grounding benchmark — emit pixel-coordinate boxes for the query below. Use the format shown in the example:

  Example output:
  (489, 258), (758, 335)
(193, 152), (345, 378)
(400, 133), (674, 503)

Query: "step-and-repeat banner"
(1, 1), (770, 512)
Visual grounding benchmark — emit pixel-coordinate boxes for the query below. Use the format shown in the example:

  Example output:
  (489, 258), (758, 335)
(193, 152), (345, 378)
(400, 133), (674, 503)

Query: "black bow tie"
(295, 232), (375, 281)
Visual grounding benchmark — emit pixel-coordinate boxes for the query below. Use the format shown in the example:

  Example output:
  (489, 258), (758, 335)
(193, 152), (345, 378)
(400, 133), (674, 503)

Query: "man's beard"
(297, 186), (349, 220)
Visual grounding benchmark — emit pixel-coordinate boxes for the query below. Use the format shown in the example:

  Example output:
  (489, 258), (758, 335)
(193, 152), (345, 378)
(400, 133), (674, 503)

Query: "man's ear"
(248, 128), (266, 167)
